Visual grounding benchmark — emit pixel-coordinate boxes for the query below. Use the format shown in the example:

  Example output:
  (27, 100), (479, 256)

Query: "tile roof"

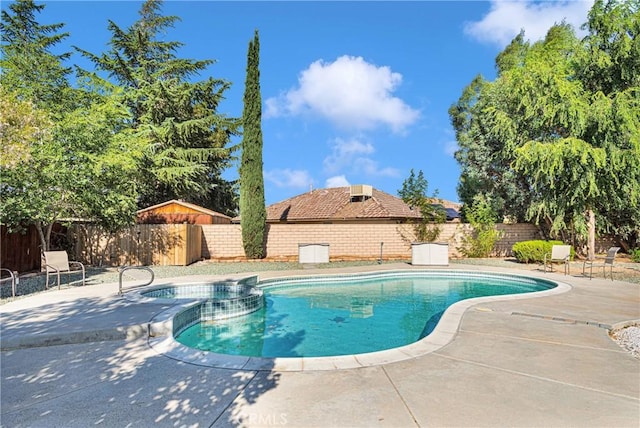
(266, 187), (460, 222)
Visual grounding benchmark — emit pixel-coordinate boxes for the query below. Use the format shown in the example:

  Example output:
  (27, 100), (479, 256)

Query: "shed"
(137, 200), (232, 225)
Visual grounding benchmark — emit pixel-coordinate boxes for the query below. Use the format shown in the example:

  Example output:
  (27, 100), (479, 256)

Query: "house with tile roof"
(264, 185), (461, 224)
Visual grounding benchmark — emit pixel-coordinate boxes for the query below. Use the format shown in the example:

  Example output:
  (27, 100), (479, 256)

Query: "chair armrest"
(69, 261), (85, 272)
(45, 263), (61, 273)
(583, 257), (605, 265)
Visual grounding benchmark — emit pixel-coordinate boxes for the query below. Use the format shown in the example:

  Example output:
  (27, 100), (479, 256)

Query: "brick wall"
(201, 223), (541, 261)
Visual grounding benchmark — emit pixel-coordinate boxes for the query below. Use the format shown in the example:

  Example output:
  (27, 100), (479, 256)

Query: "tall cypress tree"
(240, 30), (266, 259)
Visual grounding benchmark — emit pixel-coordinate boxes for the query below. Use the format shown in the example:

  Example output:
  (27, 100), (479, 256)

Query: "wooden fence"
(1, 225), (41, 272)
(74, 224), (202, 267)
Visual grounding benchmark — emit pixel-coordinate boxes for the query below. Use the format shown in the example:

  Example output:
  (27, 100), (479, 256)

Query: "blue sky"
(21, 1), (594, 206)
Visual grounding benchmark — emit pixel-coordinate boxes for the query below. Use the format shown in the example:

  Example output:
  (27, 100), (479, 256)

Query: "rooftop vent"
(350, 184), (373, 201)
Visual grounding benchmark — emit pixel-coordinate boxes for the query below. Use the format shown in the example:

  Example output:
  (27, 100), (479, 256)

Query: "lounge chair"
(544, 245), (571, 275)
(582, 247), (620, 280)
(44, 251), (86, 290)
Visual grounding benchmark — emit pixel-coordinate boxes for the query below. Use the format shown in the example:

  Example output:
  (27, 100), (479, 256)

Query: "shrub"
(459, 195), (502, 258)
(512, 240), (573, 263)
(631, 248), (640, 263)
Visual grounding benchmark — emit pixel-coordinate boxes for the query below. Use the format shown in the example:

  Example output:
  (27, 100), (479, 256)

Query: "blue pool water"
(175, 272), (555, 358)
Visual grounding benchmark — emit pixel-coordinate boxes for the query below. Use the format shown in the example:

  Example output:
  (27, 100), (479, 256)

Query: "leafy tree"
(1, 0), (77, 251)
(398, 169), (445, 242)
(78, 0), (240, 215)
(1, 0), (143, 252)
(450, 32), (535, 224)
(240, 30), (266, 259)
(1, 85), (142, 252)
(57, 78), (143, 231)
(0, 88), (52, 168)
(450, 0), (640, 255)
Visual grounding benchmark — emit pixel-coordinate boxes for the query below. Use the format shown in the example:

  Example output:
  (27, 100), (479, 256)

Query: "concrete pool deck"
(1, 263), (638, 427)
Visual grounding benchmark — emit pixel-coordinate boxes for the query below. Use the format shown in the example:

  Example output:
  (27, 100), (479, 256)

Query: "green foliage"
(459, 195), (503, 258)
(1, 0), (242, 255)
(398, 169), (446, 242)
(57, 79), (144, 233)
(240, 30), (266, 259)
(79, 0), (240, 215)
(630, 248), (640, 263)
(1, 79), (143, 249)
(450, 1), (640, 250)
(0, 0), (73, 111)
(0, 1), (144, 252)
(0, 87), (52, 167)
(512, 240), (573, 264)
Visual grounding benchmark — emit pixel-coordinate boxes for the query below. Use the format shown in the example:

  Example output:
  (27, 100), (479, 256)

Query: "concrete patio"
(1, 263), (638, 427)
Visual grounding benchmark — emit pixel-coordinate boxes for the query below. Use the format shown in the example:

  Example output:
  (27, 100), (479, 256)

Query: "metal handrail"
(118, 266), (154, 295)
(0, 268), (18, 297)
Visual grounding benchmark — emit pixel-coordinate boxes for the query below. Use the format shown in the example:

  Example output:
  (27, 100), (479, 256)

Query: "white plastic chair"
(544, 245), (571, 275)
(44, 251), (86, 290)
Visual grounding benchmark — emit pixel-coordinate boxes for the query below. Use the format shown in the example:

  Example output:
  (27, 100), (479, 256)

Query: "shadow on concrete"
(0, 292), (291, 426)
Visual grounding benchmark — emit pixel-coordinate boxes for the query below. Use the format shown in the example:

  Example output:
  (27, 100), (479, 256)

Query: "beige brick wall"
(201, 222), (541, 261)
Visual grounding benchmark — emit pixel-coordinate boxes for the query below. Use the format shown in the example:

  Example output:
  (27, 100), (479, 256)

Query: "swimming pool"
(170, 270), (560, 359)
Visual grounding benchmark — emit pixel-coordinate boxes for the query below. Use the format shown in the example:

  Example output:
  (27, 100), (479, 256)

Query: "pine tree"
(77, 0), (240, 215)
(240, 30), (266, 259)
(0, 0), (72, 112)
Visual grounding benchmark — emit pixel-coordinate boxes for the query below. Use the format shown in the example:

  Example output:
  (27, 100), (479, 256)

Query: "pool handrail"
(118, 266), (154, 295)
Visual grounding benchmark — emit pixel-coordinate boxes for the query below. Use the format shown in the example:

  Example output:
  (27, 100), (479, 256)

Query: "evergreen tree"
(77, 0), (240, 215)
(240, 30), (266, 259)
(1, 0), (142, 252)
(0, 0), (72, 112)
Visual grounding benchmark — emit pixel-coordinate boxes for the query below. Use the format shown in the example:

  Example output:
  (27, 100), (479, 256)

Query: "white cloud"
(325, 175), (350, 188)
(264, 168), (313, 189)
(323, 137), (374, 174)
(465, 0), (593, 47)
(354, 158), (400, 178)
(323, 136), (400, 179)
(265, 55), (420, 133)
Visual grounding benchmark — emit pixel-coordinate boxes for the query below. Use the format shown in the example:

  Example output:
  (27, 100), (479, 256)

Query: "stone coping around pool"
(145, 269), (572, 372)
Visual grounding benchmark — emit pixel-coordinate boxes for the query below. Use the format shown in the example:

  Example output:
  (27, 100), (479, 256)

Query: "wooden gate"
(75, 224), (202, 266)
